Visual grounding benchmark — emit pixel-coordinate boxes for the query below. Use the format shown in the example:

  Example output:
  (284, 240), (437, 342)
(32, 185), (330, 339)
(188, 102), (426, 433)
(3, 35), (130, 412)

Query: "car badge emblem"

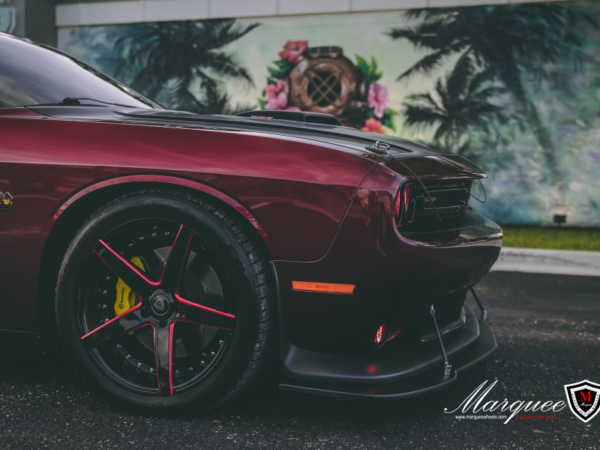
(564, 379), (600, 423)
(150, 294), (171, 317)
(0, 192), (13, 210)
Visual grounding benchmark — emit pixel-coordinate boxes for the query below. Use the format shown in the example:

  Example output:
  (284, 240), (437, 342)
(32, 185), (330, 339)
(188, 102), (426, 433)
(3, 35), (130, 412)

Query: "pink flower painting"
(278, 40), (308, 63)
(261, 42), (392, 131)
(368, 83), (389, 118)
(265, 79), (289, 110)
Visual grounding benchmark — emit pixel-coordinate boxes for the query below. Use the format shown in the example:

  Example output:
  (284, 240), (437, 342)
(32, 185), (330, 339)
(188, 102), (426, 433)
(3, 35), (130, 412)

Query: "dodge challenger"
(0, 32), (502, 411)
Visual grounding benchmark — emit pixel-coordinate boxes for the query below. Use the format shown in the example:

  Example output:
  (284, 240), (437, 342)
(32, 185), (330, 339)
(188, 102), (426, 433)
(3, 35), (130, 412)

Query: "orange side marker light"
(292, 281), (355, 294)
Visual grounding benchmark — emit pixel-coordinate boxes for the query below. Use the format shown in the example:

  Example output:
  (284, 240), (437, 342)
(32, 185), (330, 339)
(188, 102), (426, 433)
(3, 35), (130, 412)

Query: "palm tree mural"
(114, 19), (259, 114)
(388, 4), (597, 187)
(403, 69), (507, 153)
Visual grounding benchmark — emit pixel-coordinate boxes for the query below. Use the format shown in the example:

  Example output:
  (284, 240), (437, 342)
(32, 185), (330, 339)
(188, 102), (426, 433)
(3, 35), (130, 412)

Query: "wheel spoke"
(160, 225), (194, 293)
(153, 322), (175, 396)
(81, 303), (146, 350)
(94, 240), (157, 297)
(176, 295), (235, 330)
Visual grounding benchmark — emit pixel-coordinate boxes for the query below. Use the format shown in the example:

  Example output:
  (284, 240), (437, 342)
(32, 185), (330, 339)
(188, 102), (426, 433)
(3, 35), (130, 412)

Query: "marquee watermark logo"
(444, 380), (567, 424)
(564, 379), (600, 423)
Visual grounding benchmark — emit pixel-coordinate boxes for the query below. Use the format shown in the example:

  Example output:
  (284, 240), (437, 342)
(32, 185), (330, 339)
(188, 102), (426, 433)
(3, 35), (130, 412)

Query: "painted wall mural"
(257, 42), (397, 133)
(58, 2), (600, 227)
(0, 0), (19, 33)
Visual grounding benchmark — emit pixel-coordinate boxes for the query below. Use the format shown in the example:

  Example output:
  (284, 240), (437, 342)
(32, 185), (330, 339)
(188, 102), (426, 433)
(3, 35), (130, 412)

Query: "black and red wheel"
(56, 190), (272, 411)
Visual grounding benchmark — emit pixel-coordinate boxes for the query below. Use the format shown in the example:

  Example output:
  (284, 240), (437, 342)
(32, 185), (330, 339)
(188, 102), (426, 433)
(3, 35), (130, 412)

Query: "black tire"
(55, 189), (272, 412)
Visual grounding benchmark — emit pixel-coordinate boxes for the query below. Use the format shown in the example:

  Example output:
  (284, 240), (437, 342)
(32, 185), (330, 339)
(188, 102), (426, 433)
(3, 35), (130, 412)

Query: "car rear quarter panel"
(0, 109), (375, 331)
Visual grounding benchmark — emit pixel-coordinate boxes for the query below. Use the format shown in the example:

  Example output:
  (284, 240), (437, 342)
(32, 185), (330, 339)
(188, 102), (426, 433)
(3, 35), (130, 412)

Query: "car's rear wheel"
(56, 190), (272, 411)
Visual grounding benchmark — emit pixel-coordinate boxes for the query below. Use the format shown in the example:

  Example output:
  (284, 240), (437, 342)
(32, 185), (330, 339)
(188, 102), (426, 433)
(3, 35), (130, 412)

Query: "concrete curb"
(491, 247), (600, 277)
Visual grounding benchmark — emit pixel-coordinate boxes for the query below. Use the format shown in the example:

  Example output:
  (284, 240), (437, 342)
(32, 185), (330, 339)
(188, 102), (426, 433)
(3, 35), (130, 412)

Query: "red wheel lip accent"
(149, 321), (175, 396)
(169, 320), (176, 396)
(95, 240), (161, 288)
(96, 225), (193, 294)
(161, 224), (194, 294)
(148, 322), (169, 396)
(175, 294), (236, 320)
(80, 302), (142, 341)
(149, 323), (160, 394)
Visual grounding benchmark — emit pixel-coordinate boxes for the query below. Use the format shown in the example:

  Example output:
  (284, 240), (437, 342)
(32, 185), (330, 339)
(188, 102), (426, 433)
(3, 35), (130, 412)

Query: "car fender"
(43, 173), (271, 246)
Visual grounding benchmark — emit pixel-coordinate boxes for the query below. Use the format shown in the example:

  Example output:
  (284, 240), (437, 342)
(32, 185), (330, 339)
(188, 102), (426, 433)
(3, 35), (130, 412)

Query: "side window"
(0, 72), (39, 108)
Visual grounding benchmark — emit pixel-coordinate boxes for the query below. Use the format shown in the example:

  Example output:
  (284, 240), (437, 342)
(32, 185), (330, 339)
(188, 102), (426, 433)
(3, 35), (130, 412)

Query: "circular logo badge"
(151, 295), (170, 317)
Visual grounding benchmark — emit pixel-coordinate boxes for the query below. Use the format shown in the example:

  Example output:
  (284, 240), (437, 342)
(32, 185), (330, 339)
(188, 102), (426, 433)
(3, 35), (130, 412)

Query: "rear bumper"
(278, 304), (496, 399)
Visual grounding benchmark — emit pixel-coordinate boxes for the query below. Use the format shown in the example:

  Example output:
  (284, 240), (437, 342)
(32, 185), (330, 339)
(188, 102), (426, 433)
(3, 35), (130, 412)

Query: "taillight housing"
(374, 324), (387, 347)
(394, 182), (412, 227)
(374, 321), (404, 348)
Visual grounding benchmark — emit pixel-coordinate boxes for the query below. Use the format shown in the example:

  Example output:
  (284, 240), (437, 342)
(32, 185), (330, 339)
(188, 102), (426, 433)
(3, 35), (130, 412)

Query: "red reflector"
(375, 324), (385, 344)
(394, 190), (402, 225)
(403, 182), (412, 214)
(292, 281), (355, 294)
(395, 182), (412, 227)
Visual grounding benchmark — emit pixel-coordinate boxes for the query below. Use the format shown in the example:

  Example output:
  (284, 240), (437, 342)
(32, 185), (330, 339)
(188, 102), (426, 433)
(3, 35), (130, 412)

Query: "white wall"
(56, 0), (561, 27)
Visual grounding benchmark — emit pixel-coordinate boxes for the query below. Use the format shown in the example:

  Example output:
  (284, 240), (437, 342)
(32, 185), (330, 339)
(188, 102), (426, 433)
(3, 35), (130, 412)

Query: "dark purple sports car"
(0, 33), (502, 411)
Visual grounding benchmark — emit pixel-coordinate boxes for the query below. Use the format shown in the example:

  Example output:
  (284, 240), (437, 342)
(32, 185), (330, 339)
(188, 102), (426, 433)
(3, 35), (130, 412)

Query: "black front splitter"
(278, 310), (496, 399)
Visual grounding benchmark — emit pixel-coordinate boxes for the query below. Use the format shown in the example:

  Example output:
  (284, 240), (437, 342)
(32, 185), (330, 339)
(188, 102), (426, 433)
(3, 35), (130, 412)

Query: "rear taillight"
(374, 324), (385, 345)
(395, 179), (472, 227)
(394, 190), (402, 223)
(394, 182), (413, 227)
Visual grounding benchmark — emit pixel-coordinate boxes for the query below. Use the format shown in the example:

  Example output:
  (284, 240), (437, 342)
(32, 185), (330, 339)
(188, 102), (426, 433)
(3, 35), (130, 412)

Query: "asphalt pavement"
(0, 272), (599, 449)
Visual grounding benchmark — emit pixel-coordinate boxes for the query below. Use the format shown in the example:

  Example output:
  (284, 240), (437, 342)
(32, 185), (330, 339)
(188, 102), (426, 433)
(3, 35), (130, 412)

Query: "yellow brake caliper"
(114, 256), (145, 315)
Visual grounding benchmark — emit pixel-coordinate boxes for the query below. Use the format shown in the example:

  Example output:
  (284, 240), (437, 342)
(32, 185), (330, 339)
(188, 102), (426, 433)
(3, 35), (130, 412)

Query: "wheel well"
(37, 182), (272, 341)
